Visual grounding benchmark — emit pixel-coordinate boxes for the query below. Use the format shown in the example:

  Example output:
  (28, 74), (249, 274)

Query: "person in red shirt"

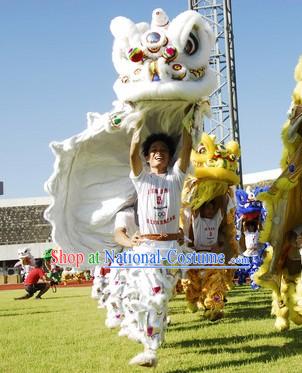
(15, 259), (50, 300)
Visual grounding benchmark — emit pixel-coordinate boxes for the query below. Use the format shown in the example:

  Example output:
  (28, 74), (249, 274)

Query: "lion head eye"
(197, 144), (206, 154)
(184, 32), (199, 56)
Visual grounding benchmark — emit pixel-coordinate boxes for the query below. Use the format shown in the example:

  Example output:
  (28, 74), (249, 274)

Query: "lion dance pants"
(106, 240), (181, 350)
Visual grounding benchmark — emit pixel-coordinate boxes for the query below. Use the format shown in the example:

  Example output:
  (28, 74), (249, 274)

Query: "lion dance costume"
(181, 132), (240, 321)
(235, 186), (268, 288)
(254, 57), (302, 331)
(14, 247), (35, 281)
(44, 8), (216, 367)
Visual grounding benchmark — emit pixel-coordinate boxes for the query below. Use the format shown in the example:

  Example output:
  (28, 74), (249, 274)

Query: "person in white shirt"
(243, 220), (259, 257)
(192, 199), (224, 251)
(181, 194), (237, 320)
(114, 207), (140, 248)
(92, 207), (139, 307)
(127, 123), (192, 367)
(184, 195), (235, 255)
(105, 206), (142, 339)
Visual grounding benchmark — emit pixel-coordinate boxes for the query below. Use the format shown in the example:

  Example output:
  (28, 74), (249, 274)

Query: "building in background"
(0, 197), (54, 275)
(242, 168), (281, 188)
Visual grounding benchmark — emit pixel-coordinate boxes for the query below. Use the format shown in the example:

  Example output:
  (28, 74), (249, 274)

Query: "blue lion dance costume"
(235, 186), (269, 289)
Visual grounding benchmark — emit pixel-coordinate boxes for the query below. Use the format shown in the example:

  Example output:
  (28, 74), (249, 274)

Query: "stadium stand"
(0, 197), (55, 280)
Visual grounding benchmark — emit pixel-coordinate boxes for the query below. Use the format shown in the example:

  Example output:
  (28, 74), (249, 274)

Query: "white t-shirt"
(243, 230), (259, 256)
(114, 208), (138, 237)
(192, 209), (223, 249)
(130, 163), (185, 234)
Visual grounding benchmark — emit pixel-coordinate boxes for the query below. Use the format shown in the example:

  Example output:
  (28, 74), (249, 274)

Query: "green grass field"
(0, 285), (301, 373)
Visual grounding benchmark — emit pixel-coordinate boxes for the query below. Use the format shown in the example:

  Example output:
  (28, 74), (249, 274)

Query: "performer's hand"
(131, 233), (141, 246)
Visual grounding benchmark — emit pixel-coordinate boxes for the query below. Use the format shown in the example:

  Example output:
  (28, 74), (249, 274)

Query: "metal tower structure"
(188, 0), (242, 185)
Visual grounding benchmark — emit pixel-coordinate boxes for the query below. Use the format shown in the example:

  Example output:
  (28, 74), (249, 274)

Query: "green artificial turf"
(0, 285), (301, 373)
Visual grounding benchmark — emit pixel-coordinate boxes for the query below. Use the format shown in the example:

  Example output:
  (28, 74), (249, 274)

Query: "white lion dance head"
(111, 8), (215, 102)
(44, 9), (216, 258)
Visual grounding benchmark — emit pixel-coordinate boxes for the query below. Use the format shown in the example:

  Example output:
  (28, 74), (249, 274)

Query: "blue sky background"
(0, 0), (301, 198)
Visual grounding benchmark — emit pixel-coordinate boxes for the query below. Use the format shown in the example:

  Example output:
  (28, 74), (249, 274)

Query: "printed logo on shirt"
(204, 227), (215, 232)
(148, 188), (168, 195)
(156, 211), (167, 218)
(146, 215), (176, 225)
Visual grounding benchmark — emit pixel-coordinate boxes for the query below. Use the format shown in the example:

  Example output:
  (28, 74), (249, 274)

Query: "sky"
(0, 0), (301, 199)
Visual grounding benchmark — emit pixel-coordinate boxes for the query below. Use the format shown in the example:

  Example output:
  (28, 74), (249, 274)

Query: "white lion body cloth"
(44, 8), (216, 258)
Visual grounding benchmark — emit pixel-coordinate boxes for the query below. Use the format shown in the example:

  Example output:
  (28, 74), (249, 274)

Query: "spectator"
(14, 259), (50, 300)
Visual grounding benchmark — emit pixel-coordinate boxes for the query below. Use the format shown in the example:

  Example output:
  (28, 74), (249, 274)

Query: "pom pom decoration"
(128, 48), (144, 63)
(162, 46), (178, 62)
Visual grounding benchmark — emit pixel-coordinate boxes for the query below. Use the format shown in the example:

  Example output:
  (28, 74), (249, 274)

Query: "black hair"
(142, 133), (176, 158)
(286, 230), (298, 242)
(35, 258), (43, 268)
(200, 200), (215, 209)
(245, 220), (258, 231)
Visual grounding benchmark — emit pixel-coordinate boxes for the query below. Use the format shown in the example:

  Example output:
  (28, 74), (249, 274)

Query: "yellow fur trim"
(253, 246), (280, 294)
(182, 269), (202, 306)
(183, 267), (233, 321)
(257, 193), (275, 243)
(182, 178), (229, 210)
(254, 57), (302, 331)
(294, 56), (302, 82)
(283, 271), (302, 325)
(175, 279), (184, 294)
(293, 56), (302, 105)
(194, 168), (240, 185)
(259, 56), (302, 245)
(225, 140), (240, 156)
(255, 246), (302, 330)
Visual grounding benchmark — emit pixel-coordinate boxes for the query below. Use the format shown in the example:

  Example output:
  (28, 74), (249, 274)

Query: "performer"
(105, 205), (140, 335)
(44, 8), (216, 367)
(254, 57), (302, 331)
(235, 185), (266, 252)
(42, 248), (63, 290)
(182, 195), (236, 319)
(190, 197), (231, 253)
(181, 132), (240, 320)
(242, 220), (259, 257)
(235, 221), (260, 287)
(127, 124), (192, 367)
(234, 186), (267, 287)
(254, 225), (302, 331)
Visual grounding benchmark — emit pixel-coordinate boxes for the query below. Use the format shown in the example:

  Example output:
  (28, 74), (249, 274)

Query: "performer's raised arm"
(178, 127), (192, 173)
(130, 121), (143, 176)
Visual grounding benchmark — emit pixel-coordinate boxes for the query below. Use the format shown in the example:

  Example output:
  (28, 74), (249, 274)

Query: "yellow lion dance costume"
(181, 132), (240, 321)
(254, 57), (302, 331)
